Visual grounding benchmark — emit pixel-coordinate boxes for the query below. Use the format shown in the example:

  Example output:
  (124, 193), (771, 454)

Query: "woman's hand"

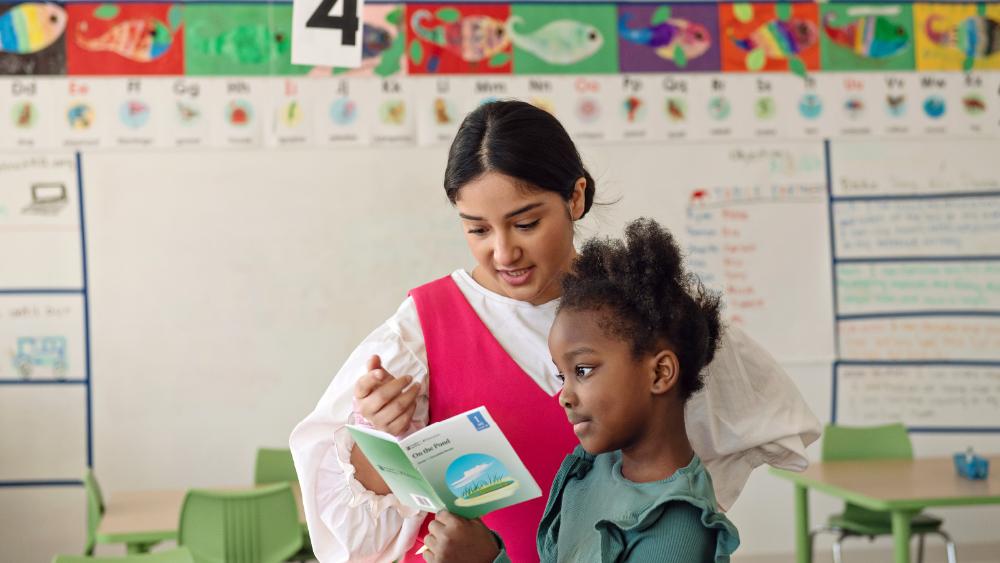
(353, 355), (421, 436)
(422, 511), (500, 563)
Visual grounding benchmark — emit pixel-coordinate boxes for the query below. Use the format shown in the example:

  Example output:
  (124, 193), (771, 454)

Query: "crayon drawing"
(915, 3), (1000, 71)
(820, 3), (914, 71)
(0, 2), (67, 74)
(67, 3), (184, 75)
(618, 4), (720, 72)
(406, 3), (511, 74)
(719, 2), (820, 76)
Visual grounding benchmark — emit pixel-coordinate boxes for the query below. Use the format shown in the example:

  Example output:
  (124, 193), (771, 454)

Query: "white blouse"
(289, 269), (821, 563)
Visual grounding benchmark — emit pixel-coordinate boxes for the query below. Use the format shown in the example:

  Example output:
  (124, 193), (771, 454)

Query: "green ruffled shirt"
(493, 446), (740, 563)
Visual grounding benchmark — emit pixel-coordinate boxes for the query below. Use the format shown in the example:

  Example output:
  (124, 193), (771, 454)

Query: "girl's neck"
(619, 405), (694, 483)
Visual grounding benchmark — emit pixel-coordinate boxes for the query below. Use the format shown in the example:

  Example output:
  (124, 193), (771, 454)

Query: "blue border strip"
(77, 153), (94, 470)
(0, 289), (85, 295)
(831, 190), (1000, 203)
(838, 360), (1000, 368)
(825, 140), (840, 425)
(837, 311), (1000, 321)
(835, 256), (1000, 264)
(0, 480), (83, 488)
(0, 379), (88, 385)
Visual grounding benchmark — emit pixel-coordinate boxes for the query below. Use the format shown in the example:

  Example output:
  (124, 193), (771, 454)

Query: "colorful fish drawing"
(507, 16), (603, 65)
(618, 13), (710, 67)
(188, 22), (289, 65)
(729, 18), (818, 62)
(0, 3), (67, 54)
(410, 9), (510, 71)
(76, 17), (177, 62)
(822, 13), (909, 59)
(925, 14), (1000, 61)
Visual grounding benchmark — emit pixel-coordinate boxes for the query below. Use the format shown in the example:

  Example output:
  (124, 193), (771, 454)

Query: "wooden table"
(97, 484), (305, 553)
(771, 456), (1000, 563)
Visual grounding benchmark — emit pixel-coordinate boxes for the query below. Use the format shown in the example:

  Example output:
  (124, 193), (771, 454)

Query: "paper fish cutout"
(507, 16), (603, 65)
(823, 12), (909, 59)
(618, 13), (710, 67)
(0, 2), (67, 54)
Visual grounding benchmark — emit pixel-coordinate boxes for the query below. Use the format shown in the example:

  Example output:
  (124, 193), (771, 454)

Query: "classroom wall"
(3, 141), (1000, 562)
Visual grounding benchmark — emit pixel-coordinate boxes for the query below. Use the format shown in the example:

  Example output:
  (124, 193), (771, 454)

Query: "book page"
(399, 407), (542, 519)
(347, 426), (445, 512)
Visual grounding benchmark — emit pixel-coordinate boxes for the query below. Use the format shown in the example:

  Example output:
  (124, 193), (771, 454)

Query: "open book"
(347, 406), (541, 518)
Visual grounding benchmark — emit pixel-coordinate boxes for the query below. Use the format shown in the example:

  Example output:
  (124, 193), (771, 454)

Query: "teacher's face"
(456, 172), (585, 305)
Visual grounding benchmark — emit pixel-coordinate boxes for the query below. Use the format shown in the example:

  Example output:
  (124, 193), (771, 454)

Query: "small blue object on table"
(954, 448), (989, 480)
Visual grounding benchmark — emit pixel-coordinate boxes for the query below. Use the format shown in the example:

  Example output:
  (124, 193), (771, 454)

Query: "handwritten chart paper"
(831, 139), (1000, 428)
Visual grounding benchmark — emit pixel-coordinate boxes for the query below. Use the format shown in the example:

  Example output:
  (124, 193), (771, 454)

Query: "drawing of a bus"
(12, 336), (68, 380)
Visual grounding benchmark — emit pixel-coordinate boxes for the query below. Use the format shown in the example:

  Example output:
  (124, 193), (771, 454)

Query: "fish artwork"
(506, 16), (603, 65)
(0, 2), (67, 54)
(925, 14), (1000, 61)
(188, 22), (290, 65)
(729, 18), (818, 61)
(618, 13), (711, 67)
(76, 17), (177, 62)
(410, 9), (510, 71)
(822, 12), (909, 59)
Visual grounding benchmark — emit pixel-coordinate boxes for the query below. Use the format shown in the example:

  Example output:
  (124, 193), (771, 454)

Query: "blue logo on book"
(467, 412), (490, 431)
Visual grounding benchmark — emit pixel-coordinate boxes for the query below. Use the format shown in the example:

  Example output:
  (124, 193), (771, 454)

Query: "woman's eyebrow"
(459, 202), (545, 221)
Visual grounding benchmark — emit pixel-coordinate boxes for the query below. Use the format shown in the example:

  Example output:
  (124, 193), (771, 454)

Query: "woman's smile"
(497, 266), (535, 286)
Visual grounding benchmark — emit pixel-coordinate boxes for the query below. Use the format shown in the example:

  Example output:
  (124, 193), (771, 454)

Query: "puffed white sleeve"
(289, 297), (430, 563)
(685, 325), (822, 512)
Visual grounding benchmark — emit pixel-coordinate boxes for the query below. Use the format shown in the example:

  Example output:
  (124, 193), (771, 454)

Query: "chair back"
(253, 448), (297, 485)
(54, 546), (195, 563)
(178, 483), (302, 563)
(822, 423), (914, 523)
(83, 469), (105, 555)
(822, 423), (913, 462)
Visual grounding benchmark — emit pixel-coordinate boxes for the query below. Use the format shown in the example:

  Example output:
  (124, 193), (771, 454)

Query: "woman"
(290, 101), (820, 563)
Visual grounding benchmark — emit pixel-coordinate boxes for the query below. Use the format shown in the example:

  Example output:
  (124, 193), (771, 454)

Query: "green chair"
(84, 469), (105, 556)
(254, 448), (314, 562)
(810, 424), (957, 563)
(178, 482), (303, 563)
(254, 449), (298, 486)
(54, 547), (195, 563)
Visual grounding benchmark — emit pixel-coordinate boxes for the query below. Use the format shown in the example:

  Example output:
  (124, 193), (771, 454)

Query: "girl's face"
(549, 308), (658, 455)
(455, 172), (585, 305)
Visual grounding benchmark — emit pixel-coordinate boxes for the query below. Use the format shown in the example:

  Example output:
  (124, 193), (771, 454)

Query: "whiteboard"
(830, 138), (1000, 429)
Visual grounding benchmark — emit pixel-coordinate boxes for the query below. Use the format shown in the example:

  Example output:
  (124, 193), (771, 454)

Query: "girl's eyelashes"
(466, 226), (488, 236)
(555, 372), (565, 383)
(574, 365), (594, 379)
(515, 219), (540, 231)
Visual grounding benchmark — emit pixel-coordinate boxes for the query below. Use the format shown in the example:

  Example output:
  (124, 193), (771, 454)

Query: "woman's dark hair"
(444, 100), (595, 217)
(559, 218), (723, 402)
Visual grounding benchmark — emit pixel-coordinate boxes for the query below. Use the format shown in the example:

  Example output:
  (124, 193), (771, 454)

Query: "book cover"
(347, 406), (541, 518)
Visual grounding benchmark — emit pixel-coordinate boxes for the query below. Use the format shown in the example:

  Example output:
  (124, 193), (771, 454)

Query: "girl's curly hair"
(559, 218), (723, 401)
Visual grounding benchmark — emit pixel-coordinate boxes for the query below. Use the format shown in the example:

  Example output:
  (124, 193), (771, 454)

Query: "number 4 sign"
(292, 0), (363, 67)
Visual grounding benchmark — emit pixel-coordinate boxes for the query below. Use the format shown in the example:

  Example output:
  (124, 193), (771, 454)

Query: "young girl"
(422, 218), (739, 562)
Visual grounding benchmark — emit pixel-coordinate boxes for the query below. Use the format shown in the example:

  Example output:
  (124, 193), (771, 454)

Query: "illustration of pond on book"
(347, 406), (541, 518)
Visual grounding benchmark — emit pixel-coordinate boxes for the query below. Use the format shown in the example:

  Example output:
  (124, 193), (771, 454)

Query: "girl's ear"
(650, 349), (680, 395)
(569, 177), (586, 221)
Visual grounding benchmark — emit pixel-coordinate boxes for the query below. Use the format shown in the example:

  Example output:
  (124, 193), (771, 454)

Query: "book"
(347, 406), (542, 518)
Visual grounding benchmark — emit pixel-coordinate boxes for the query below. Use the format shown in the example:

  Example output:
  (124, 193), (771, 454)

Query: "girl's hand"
(353, 355), (421, 436)
(422, 511), (500, 563)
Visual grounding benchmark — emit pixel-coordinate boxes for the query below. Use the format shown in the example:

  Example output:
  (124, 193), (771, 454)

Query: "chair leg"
(928, 529), (958, 563)
(832, 532), (849, 563)
(809, 526), (835, 561)
(915, 534), (925, 563)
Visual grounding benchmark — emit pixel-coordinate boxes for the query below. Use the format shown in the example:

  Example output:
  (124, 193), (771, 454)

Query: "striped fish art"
(75, 5), (182, 63)
(823, 12), (909, 59)
(0, 2), (67, 54)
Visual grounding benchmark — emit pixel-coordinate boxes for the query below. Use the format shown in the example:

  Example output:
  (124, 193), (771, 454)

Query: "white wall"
(2, 142), (999, 562)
